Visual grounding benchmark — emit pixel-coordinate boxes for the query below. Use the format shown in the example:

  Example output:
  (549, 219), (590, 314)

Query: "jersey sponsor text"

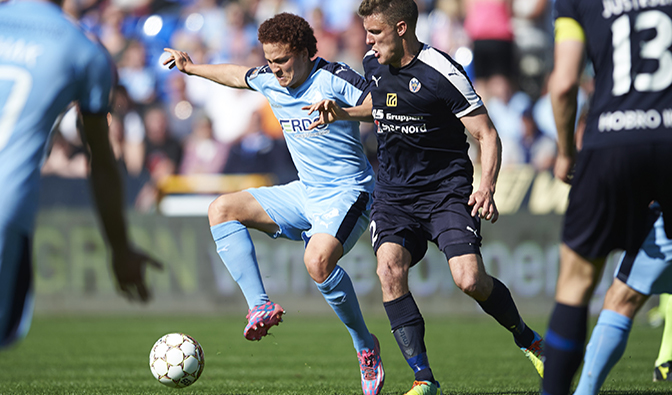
(598, 108), (672, 132)
(602, 0), (672, 19)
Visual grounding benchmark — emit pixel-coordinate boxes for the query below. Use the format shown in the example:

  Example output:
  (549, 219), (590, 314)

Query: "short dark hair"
(357, 0), (418, 30)
(257, 13), (318, 59)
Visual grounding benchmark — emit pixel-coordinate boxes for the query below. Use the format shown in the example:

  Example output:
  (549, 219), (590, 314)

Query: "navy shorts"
(562, 144), (672, 259)
(0, 223), (33, 348)
(369, 190), (482, 266)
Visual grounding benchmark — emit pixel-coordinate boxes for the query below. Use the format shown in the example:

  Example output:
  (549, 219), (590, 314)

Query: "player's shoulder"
(315, 58), (366, 85)
(416, 44), (469, 83)
(247, 64), (274, 81)
(417, 45), (459, 71)
(553, 0), (598, 22)
(1, 1), (107, 63)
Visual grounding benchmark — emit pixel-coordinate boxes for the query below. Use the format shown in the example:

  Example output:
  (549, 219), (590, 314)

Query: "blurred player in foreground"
(545, 1), (672, 394)
(163, 13), (384, 395)
(307, 1), (544, 394)
(573, 205), (672, 394)
(0, 0), (162, 349)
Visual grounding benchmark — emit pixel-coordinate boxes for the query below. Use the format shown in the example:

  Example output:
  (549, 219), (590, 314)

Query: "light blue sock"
(574, 310), (632, 395)
(211, 221), (269, 309)
(316, 265), (373, 352)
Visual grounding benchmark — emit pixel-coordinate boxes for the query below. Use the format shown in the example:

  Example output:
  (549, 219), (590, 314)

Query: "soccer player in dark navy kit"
(545, 1), (672, 394)
(307, 1), (544, 394)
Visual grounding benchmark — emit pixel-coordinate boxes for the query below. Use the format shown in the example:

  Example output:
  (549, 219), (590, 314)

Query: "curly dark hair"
(257, 13), (318, 58)
(358, 0), (418, 30)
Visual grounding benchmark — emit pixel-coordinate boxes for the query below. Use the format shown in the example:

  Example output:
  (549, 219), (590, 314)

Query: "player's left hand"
(302, 99), (346, 129)
(111, 247), (163, 302)
(468, 189), (499, 224)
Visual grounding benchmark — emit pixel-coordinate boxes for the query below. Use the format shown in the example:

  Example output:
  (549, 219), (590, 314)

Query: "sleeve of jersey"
(78, 48), (114, 115)
(245, 66), (265, 92)
(554, 0), (585, 43)
(331, 64), (371, 106)
(437, 67), (482, 118)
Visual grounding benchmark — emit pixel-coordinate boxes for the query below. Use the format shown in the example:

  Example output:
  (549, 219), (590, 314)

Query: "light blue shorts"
(247, 181), (372, 254)
(614, 214), (672, 296)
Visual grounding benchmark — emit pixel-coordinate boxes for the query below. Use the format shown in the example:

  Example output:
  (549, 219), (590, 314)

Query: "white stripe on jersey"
(417, 46), (482, 118)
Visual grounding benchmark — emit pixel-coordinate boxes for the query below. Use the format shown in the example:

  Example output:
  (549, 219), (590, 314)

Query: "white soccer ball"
(149, 333), (205, 388)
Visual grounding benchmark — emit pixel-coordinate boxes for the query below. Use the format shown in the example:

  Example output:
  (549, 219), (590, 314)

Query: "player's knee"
(376, 261), (404, 285)
(304, 254), (331, 283)
(455, 274), (485, 298)
(208, 194), (238, 224)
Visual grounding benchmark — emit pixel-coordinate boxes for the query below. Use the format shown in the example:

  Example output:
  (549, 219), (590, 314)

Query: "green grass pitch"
(0, 314), (670, 394)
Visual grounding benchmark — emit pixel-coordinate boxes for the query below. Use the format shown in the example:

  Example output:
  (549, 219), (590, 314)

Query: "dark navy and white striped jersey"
(363, 44), (483, 195)
(555, 0), (672, 149)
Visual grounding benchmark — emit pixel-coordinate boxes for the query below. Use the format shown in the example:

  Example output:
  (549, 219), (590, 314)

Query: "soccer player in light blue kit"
(573, 204), (672, 394)
(163, 13), (384, 395)
(0, 0), (162, 349)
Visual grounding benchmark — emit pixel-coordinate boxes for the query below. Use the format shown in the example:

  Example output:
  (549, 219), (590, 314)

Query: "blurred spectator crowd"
(39, 0), (592, 212)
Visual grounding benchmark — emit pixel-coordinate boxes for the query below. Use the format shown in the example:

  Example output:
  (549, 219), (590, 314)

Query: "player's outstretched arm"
(549, 34), (584, 184)
(303, 93), (374, 129)
(462, 106), (501, 224)
(163, 48), (250, 89)
(81, 112), (163, 302)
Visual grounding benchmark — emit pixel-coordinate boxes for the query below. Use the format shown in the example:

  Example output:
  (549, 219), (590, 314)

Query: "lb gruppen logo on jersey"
(409, 77), (421, 93)
(386, 93), (397, 107)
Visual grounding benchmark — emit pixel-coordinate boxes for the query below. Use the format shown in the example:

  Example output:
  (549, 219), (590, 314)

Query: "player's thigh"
(431, 198), (482, 260)
(616, 212), (672, 296)
(246, 181), (311, 241)
(208, 190), (276, 231)
(0, 224), (33, 348)
(563, 146), (657, 259)
(304, 188), (371, 255)
(556, 243), (606, 305)
(370, 197), (428, 267)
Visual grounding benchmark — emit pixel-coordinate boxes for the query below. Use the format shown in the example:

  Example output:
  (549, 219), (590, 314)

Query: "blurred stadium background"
(32, 0), (620, 318)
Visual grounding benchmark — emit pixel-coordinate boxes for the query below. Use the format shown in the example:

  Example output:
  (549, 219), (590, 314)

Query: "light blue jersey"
(0, 1), (113, 233)
(245, 58), (374, 192)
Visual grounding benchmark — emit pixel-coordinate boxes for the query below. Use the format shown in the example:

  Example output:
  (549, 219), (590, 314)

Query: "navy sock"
(477, 277), (534, 347)
(384, 293), (435, 383)
(543, 303), (588, 395)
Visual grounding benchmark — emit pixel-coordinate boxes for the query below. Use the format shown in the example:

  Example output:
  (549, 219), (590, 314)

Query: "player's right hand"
(163, 48), (193, 73)
(302, 99), (346, 129)
(554, 153), (575, 185)
(111, 247), (163, 303)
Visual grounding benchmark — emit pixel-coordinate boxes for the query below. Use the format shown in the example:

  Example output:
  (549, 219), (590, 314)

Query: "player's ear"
(396, 20), (407, 37)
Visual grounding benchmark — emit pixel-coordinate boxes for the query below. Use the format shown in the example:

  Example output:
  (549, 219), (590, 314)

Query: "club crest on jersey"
(409, 77), (421, 93)
(249, 66), (262, 80)
(386, 93), (397, 107)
